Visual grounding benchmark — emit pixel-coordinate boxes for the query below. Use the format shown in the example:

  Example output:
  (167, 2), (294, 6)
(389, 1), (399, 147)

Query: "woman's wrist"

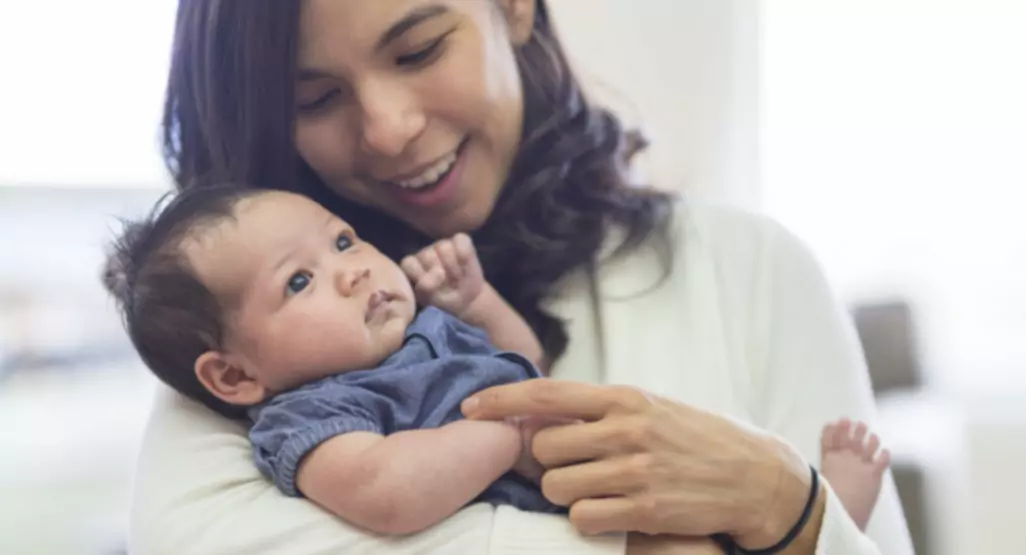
(732, 436), (819, 550)
(775, 483), (825, 555)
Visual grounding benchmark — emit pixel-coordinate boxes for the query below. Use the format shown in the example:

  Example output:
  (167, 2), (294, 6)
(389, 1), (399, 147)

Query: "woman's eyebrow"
(376, 4), (449, 51)
(297, 5), (449, 82)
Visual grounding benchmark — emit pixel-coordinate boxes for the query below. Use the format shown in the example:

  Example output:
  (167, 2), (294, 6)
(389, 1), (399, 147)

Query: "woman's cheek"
(296, 117), (354, 180)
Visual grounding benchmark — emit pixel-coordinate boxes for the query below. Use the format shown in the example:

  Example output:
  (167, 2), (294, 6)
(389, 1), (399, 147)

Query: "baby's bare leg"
(820, 419), (891, 530)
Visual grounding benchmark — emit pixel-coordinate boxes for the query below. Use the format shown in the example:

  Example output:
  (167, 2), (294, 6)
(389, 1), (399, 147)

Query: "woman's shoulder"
(598, 197), (810, 295)
(665, 198), (809, 282)
(671, 199), (792, 260)
(659, 198), (827, 320)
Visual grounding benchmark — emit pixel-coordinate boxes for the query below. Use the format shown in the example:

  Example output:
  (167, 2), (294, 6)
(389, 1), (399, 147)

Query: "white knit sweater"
(127, 202), (915, 554)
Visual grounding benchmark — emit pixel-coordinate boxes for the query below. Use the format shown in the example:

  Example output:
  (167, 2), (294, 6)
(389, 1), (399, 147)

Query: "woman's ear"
(195, 351), (268, 407)
(499, 0), (537, 46)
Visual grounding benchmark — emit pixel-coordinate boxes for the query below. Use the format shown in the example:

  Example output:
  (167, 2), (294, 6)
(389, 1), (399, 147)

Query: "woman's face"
(294, 0), (536, 239)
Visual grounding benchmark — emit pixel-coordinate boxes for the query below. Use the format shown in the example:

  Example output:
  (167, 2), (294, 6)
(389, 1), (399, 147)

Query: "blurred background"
(1, 0), (1023, 553)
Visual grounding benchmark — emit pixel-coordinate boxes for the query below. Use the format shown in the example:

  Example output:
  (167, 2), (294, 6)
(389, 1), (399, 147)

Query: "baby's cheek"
(254, 322), (327, 372)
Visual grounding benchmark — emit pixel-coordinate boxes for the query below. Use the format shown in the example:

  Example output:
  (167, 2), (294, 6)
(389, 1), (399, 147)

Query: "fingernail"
(462, 397), (479, 415)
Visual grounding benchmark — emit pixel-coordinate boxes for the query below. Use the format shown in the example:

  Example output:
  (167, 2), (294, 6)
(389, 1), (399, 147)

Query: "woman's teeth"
(395, 152), (457, 189)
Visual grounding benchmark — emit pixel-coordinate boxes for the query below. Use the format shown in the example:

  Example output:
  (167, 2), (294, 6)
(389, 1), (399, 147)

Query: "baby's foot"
(819, 419), (891, 530)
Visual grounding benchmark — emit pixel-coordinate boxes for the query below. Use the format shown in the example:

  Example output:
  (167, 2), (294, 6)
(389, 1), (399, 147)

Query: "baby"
(104, 185), (890, 537)
(105, 185), (556, 534)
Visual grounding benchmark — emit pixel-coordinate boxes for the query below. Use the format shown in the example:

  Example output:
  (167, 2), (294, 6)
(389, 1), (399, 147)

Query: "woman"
(132, 0), (914, 553)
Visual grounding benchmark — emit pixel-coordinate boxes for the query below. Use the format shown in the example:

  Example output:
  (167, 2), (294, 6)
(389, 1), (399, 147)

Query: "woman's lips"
(384, 139), (469, 208)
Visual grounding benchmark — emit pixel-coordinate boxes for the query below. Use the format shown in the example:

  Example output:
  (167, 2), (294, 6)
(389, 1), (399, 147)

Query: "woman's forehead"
(296, 0), (473, 64)
(298, 0), (433, 52)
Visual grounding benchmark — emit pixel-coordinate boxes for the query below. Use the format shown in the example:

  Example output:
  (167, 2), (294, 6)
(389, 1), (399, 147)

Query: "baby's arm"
(296, 420), (522, 535)
(461, 282), (544, 367)
(402, 234), (544, 366)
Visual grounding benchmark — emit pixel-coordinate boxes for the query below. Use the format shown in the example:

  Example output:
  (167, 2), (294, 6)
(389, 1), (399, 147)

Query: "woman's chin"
(406, 196), (498, 238)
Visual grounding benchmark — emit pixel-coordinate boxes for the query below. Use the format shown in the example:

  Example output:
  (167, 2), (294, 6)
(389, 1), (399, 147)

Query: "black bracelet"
(710, 463), (820, 555)
(711, 533), (737, 554)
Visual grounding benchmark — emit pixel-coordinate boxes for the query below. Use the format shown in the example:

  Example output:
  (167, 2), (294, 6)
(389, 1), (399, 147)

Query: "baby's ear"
(195, 351), (268, 406)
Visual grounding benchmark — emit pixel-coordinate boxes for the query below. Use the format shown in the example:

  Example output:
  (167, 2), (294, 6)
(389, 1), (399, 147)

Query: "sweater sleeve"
(747, 216), (916, 554)
(128, 388), (626, 555)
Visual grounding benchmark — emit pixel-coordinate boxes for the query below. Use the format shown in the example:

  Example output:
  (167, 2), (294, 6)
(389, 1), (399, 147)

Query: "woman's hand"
(627, 533), (728, 555)
(461, 380), (816, 550)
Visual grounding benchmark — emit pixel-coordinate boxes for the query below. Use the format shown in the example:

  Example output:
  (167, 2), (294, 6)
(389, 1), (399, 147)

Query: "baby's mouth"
(366, 290), (395, 322)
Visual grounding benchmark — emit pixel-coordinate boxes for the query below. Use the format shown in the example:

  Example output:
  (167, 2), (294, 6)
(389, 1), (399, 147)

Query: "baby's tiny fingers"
(437, 240), (462, 280)
(401, 256), (426, 281)
(417, 246), (443, 271)
(453, 233), (477, 264)
(416, 266), (446, 295)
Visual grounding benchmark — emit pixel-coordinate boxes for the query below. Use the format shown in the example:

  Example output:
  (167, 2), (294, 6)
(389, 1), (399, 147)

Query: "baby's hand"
(508, 415), (578, 485)
(401, 233), (484, 317)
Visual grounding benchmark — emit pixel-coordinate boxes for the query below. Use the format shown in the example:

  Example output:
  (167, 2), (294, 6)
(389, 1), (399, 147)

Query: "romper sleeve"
(248, 380), (385, 497)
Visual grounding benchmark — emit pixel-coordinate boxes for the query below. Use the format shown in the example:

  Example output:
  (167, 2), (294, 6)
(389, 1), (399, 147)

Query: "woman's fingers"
(569, 496), (657, 536)
(570, 495), (715, 537)
(541, 455), (647, 506)
(462, 379), (651, 421)
(531, 422), (608, 467)
(531, 415), (656, 467)
(627, 533), (726, 555)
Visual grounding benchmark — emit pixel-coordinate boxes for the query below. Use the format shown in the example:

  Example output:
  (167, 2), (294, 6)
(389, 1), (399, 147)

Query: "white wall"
(0, 0), (176, 188)
(762, 3), (1026, 553)
(0, 0), (760, 200)
(0, 188), (162, 555)
(761, 0), (1026, 385)
(548, 0), (761, 208)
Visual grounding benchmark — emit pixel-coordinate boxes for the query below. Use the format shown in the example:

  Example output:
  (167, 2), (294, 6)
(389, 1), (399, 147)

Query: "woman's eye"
(396, 36), (447, 67)
(335, 232), (353, 252)
(297, 89), (340, 113)
(286, 272), (312, 296)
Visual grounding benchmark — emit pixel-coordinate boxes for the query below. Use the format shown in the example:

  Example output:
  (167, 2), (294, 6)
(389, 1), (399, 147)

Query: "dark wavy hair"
(162, 0), (675, 362)
(102, 185), (265, 419)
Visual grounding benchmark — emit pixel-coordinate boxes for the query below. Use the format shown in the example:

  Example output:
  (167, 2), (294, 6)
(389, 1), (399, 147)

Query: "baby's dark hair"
(103, 184), (267, 419)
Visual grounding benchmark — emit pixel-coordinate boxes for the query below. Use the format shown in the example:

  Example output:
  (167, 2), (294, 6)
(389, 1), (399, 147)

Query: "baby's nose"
(337, 267), (371, 296)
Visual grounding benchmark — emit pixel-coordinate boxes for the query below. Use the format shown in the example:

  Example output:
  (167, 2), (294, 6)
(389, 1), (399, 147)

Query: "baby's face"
(185, 191), (416, 393)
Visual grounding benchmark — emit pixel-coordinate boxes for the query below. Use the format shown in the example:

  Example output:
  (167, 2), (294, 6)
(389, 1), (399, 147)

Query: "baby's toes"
(821, 423), (844, 454)
(832, 418), (853, 451)
(863, 433), (881, 462)
(821, 424), (837, 453)
(849, 421), (868, 451)
(873, 448), (892, 475)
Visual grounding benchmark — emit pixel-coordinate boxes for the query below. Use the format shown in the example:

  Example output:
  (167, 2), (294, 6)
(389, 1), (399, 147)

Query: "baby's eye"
(336, 232), (353, 252)
(286, 272), (312, 296)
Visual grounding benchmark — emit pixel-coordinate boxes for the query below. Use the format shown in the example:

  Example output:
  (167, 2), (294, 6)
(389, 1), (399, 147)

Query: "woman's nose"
(357, 79), (426, 158)
(336, 267), (371, 297)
